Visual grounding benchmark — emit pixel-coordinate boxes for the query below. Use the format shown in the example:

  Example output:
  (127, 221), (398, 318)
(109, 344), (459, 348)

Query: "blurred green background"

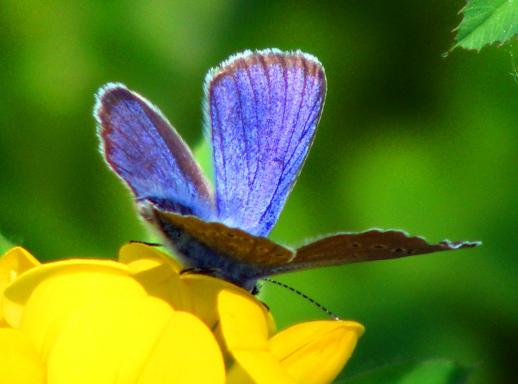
(0, 1), (516, 382)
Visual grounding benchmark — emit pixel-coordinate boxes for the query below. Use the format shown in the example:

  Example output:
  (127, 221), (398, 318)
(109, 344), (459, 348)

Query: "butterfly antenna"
(263, 278), (341, 320)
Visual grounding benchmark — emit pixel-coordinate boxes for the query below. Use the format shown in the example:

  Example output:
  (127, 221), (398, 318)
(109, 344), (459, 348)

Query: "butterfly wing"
(141, 205), (479, 284)
(96, 83), (213, 218)
(142, 205), (293, 290)
(260, 230), (480, 275)
(206, 49), (326, 236)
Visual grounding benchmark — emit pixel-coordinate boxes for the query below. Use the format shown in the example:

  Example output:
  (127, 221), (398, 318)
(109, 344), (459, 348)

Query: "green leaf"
(454, 0), (518, 51)
(341, 359), (469, 384)
(0, 232), (14, 254)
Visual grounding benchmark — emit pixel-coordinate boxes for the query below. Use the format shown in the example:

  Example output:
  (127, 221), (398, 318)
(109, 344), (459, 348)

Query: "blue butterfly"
(95, 49), (478, 292)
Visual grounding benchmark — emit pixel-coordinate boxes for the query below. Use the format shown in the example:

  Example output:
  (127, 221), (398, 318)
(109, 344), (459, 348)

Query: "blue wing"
(96, 83), (213, 219)
(206, 49), (326, 236)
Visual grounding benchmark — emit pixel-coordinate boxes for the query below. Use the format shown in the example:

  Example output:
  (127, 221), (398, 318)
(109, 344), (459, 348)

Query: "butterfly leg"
(180, 267), (221, 276)
(128, 240), (163, 247)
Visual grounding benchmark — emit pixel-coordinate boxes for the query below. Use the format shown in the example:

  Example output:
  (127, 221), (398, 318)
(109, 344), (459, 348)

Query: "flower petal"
(0, 247), (40, 323)
(0, 247), (39, 293)
(217, 288), (271, 351)
(118, 243), (182, 274)
(47, 296), (224, 384)
(0, 328), (44, 384)
(119, 244), (242, 326)
(5, 260), (146, 358)
(226, 350), (296, 384)
(269, 320), (364, 384)
(138, 311), (225, 384)
(3, 259), (133, 328)
(219, 289), (289, 383)
(119, 243), (184, 309)
(47, 296), (169, 384)
(179, 274), (270, 331)
(119, 243), (269, 331)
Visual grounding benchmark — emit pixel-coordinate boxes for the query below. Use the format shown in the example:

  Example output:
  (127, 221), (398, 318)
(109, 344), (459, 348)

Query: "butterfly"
(95, 49), (479, 292)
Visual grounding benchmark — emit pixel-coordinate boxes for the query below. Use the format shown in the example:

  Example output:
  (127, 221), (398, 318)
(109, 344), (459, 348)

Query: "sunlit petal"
(0, 243), (363, 382)
(226, 350), (296, 384)
(3, 259), (132, 328)
(5, 260), (146, 358)
(138, 311), (225, 384)
(218, 288), (271, 350)
(119, 243), (184, 308)
(270, 320), (364, 384)
(0, 247), (40, 323)
(118, 242), (182, 274)
(0, 328), (44, 384)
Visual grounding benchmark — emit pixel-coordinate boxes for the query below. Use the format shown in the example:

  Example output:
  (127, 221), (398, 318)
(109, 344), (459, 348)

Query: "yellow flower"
(220, 289), (364, 384)
(0, 244), (363, 383)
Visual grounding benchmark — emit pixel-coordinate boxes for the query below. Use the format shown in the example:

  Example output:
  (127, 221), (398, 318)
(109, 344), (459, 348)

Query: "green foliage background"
(0, 1), (516, 382)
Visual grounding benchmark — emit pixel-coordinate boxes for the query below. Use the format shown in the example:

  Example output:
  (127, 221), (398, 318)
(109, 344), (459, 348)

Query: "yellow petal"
(119, 243), (184, 309)
(138, 311), (225, 384)
(1, 259), (129, 328)
(47, 295), (170, 384)
(226, 350), (296, 384)
(120, 243), (268, 330)
(0, 247), (40, 288)
(0, 328), (44, 384)
(118, 243), (249, 327)
(118, 243), (182, 274)
(7, 260), (147, 360)
(0, 247), (40, 323)
(217, 288), (271, 351)
(47, 297), (224, 384)
(218, 289), (291, 383)
(178, 274), (270, 331)
(269, 320), (364, 384)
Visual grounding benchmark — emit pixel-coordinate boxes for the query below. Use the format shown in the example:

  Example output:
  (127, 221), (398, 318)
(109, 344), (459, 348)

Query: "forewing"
(148, 208), (293, 267)
(96, 83), (213, 218)
(206, 49), (326, 236)
(261, 230), (480, 275)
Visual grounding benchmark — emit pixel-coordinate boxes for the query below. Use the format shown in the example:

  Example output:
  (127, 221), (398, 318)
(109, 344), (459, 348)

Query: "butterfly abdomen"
(144, 208), (261, 291)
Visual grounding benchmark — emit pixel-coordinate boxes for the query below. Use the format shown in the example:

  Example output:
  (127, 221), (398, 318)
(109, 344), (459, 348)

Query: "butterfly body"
(141, 206), (294, 290)
(96, 49), (479, 292)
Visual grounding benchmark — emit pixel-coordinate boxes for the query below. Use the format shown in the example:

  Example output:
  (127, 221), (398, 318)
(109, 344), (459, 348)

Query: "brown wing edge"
(141, 204), (295, 269)
(260, 229), (481, 276)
